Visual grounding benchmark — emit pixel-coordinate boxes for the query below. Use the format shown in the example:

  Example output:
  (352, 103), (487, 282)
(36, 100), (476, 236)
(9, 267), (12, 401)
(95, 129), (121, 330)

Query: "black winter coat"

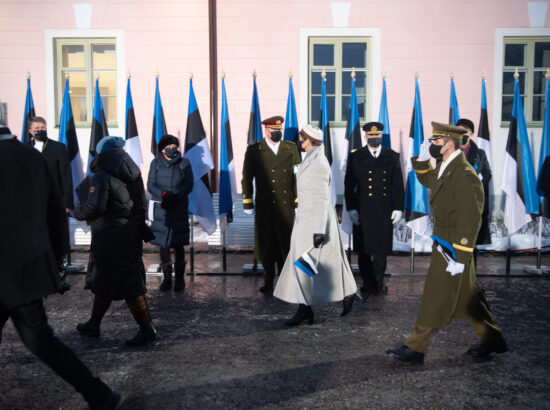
(0, 137), (66, 310)
(74, 149), (147, 300)
(344, 146), (405, 255)
(464, 140), (492, 245)
(147, 152), (194, 248)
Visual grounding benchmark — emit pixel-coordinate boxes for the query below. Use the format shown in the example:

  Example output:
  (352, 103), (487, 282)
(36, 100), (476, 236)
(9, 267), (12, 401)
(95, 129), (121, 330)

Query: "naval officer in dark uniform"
(242, 116), (301, 293)
(344, 122), (404, 295)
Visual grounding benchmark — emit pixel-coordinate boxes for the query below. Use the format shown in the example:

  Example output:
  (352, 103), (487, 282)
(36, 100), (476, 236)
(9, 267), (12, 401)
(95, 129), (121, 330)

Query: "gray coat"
(274, 146), (357, 305)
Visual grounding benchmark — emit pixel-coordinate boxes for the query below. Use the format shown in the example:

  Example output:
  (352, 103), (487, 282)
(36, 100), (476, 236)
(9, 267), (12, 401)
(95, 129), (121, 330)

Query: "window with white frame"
(54, 38), (117, 126)
(308, 37), (370, 125)
(502, 37), (550, 124)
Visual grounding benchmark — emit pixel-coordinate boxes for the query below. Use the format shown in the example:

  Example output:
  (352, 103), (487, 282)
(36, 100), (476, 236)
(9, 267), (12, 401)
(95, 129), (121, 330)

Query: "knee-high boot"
(159, 263), (173, 291)
(174, 261), (186, 291)
(76, 294), (111, 337)
(284, 304), (314, 326)
(125, 295), (158, 346)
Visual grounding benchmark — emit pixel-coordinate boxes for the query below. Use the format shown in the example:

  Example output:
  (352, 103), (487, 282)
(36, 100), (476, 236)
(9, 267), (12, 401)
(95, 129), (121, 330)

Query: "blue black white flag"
(284, 76), (299, 143)
(404, 77), (430, 236)
(184, 78), (216, 235)
(247, 75), (262, 145)
(151, 76), (167, 160)
(379, 76), (391, 149)
(219, 77), (237, 233)
(501, 74), (540, 234)
(124, 77), (143, 166)
(538, 72), (550, 195)
(449, 76), (460, 125)
(294, 248), (319, 277)
(88, 78), (109, 173)
(320, 74), (336, 205)
(477, 76), (492, 169)
(21, 76), (35, 144)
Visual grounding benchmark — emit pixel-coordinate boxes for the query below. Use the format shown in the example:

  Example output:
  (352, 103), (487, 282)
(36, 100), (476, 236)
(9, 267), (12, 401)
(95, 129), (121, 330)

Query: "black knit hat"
(158, 134), (179, 152)
(456, 118), (474, 133)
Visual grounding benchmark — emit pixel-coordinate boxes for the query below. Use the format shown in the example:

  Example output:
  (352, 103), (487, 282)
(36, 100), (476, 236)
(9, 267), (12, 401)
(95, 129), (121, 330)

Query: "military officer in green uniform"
(242, 116), (301, 293)
(386, 122), (506, 364)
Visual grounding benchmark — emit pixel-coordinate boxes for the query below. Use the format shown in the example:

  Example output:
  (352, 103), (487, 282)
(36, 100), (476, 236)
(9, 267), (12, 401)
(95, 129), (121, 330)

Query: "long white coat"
(274, 146), (357, 305)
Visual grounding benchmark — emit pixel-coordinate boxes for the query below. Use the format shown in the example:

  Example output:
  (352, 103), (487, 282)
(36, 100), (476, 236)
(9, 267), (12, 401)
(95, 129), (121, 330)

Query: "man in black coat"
(344, 122), (405, 295)
(0, 124), (121, 409)
(28, 116), (73, 276)
(456, 118), (492, 264)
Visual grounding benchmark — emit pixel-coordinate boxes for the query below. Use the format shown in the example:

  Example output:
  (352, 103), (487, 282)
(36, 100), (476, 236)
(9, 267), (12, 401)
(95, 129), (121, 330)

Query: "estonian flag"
(501, 73), (540, 234)
(21, 76), (35, 144)
(184, 78), (216, 235)
(247, 75), (262, 145)
(449, 76), (460, 125)
(219, 77), (237, 233)
(340, 74), (363, 236)
(404, 76), (430, 236)
(319, 74), (336, 205)
(150, 76), (167, 161)
(538, 71), (550, 196)
(124, 77), (143, 167)
(378, 76), (391, 149)
(431, 235), (457, 262)
(294, 248), (319, 277)
(88, 78), (109, 172)
(477, 76), (492, 170)
(284, 76), (298, 143)
(59, 77), (85, 230)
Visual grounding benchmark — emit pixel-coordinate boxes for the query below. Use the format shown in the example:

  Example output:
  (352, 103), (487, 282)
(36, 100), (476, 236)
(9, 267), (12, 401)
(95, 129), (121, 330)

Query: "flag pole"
(410, 229), (415, 273)
(190, 214), (195, 275)
(222, 220), (227, 272)
(252, 68), (258, 273)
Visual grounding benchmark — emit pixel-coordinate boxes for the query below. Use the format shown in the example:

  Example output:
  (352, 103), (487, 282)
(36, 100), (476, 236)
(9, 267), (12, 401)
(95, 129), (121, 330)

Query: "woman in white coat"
(274, 125), (358, 325)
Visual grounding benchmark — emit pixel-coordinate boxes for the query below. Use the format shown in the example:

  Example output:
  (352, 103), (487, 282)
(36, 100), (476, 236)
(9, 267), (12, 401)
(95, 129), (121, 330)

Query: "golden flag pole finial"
(382, 72), (387, 79)
(127, 70), (131, 79)
(450, 71), (455, 79)
(545, 68), (550, 80)
(95, 72), (100, 80)
(289, 69), (293, 78)
(189, 72), (193, 79)
(221, 70), (225, 79)
(65, 71), (70, 79)
(482, 70), (487, 79)
(253, 69), (257, 78)
(351, 67), (356, 79)
(155, 71), (159, 79)
(415, 71), (419, 79)
(321, 68), (326, 79)
(513, 68), (519, 79)
(26, 70), (31, 79)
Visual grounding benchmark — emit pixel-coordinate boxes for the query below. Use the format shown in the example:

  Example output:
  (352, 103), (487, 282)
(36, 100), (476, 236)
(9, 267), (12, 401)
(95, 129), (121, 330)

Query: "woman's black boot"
(285, 304), (314, 326)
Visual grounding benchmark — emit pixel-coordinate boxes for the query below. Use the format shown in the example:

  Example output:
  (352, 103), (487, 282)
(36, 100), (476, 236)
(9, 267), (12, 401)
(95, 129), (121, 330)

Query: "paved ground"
(1, 249), (550, 409)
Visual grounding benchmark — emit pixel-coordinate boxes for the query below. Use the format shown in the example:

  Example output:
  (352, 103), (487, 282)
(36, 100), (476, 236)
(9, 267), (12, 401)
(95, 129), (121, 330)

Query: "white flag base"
(523, 266), (550, 275)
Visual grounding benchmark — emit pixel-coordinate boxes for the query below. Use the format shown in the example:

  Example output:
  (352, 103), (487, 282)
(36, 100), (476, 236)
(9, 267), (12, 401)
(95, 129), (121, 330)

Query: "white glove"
(445, 259), (465, 276)
(349, 210), (360, 226)
(244, 209), (254, 215)
(417, 139), (432, 161)
(391, 210), (402, 224)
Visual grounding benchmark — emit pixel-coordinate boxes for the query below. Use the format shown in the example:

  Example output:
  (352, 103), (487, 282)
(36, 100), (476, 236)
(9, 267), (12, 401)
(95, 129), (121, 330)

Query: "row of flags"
(20, 71), (549, 238)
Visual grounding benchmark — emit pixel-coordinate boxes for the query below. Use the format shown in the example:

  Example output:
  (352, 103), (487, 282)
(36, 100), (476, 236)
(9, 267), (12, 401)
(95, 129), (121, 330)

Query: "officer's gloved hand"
(445, 259), (465, 276)
(391, 210), (402, 224)
(349, 210), (360, 226)
(244, 209), (254, 215)
(313, 233), (327, 248)
(417, 139), (432, 161)
(161, 191), (178, 209)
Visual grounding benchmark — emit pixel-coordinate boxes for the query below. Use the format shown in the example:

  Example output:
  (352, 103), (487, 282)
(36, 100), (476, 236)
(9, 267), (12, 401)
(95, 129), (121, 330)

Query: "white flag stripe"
(406, 214), (430, 237)
(228, 159), (238, 202)
(186, 138), (214, 182)
(124, 136), (143, 167)
(188, 177), (216, 235)
(301, 251), (318, 275)
(501, 150), (531, 234)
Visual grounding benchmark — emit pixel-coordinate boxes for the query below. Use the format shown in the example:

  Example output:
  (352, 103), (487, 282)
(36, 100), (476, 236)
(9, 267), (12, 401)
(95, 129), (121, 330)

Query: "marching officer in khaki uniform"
(242, 116), (301, 293)
(344, 122), (404, 295)
(386, 122), (506, 364)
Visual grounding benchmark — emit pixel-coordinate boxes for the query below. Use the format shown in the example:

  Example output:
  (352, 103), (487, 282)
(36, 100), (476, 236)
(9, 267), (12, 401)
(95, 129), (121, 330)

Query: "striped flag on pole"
(320, 71), (336, 205)
(379, 76), (391, 149)
(449, 75), (460, 125)
(477, 75), (492, 170)
(21, 74), (35, 144)
(124, 75), (143, 167)
(184, 77), (216, 235)
(284, 74), (299, 143)
(501, 70), (540, 234)
(247, 72), (262, 145)
(88, 77), (109, 172)
(151, 75), (167, 161)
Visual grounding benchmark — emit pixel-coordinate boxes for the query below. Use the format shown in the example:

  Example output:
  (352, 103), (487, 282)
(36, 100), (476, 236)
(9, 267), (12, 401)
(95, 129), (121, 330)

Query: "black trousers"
(357, 251), (387, 291)
(0, 300), (110, 405)
(160, 246), (186, 271)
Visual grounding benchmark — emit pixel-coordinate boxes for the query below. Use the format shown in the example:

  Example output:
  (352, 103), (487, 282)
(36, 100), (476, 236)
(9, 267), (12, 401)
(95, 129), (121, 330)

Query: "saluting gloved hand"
(445, 259), (465, 276)
(349, 210), (360, 226)
(161, 191), (178, 209)
(391, 210), (402, 224)
(313, 233), (327, 248)
(417, 139), (432, 161)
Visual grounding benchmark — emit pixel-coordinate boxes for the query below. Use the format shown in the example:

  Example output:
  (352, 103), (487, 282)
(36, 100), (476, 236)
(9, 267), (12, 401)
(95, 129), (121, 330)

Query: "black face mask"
(34, 130), (48, 142)
(164, 148), (179, 158)
(429, 143), (445, 159)
(368, 137), (382, 148)
(270, 130), (282, 142)
(297, 138), (306, 153)
(462, 135), (469, 145)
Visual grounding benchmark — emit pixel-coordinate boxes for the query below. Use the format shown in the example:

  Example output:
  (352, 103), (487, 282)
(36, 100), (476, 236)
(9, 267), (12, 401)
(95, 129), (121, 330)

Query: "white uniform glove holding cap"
(446, 259), (465, 276)
(417, 139), (432, 161)
(391, 210), (402, 224)
(348, 210), (360, 226)
(244, 209), (254, 215)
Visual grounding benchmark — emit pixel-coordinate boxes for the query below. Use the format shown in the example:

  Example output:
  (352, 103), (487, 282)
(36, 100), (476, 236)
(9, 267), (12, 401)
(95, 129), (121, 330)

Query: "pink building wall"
(1, 0), (549, 199)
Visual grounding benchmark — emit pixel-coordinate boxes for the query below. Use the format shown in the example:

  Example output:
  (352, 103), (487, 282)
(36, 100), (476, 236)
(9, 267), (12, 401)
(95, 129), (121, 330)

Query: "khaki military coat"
(412, 152), (488, 328)
(274, 146), (357, 305)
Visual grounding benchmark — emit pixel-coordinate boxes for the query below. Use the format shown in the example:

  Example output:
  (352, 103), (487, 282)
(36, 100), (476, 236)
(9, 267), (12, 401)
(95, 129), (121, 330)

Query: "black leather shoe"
(341, 294), (358, 316)
(173, 274), (185, 291)
(285, 305), (314, 326)
(386, 345), (424, 364)
(467, 339), (508, 359)
(77, 320), (100, 338)
(125, 322), (158, 347)
(57, 280), (71, 294)
(259, 281), (273, 293)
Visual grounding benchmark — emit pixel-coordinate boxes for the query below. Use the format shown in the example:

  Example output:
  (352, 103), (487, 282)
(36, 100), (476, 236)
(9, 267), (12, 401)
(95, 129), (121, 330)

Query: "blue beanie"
(96, 136), (125, 154)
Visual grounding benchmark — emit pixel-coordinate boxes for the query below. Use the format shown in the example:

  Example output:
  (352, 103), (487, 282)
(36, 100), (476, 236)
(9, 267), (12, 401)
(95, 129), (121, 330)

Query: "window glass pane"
(102, 96), (117, 122)
(311, 96), (320, 122)
(502, 71), (525, 94)
(92, 44), (116, 70)
(96, 72), (117, 96)
(311, 71), (335, 95)
(341, 96), (350, 122)
(327, 96), (335, 121)
(533, 71), (547, 94)
(535, 42), (550, 67)
(501, 96), (524, 121)
(342, 43), (366, 68)
(357, 96), (366, 120)
(71, 96), (87, 122)
(62, 45), (84, 68)
(313, 44), (334, 66)
(325, 72), (335, 95)
(533, 96), (545, 121)
(504, 44), (525, 67)
(342, 71), (366, 95)
(69, 72), (87, 98)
